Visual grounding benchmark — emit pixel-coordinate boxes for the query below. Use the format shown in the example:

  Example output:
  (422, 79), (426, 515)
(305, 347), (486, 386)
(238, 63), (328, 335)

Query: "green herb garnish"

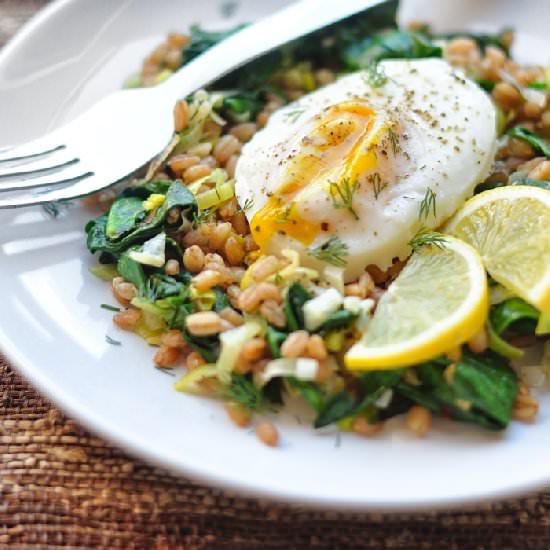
(284, 106), (307, 123)
(105, 335), (122, 346)
(418, 187), (437, 220)
(241, 197), (254, 212)
(387, 127), (400, 155)
(408, 227), (447, 253)
(368, 173), (388, 199)
(225, 373), (265, 411)
(193, 208), (215, 227)
(308, 236), (349, 267)
(364, 62), (388, 87)
(101, 304), (121, 312)
(508, 126), (550, 159)
(329, 178), (360, 220)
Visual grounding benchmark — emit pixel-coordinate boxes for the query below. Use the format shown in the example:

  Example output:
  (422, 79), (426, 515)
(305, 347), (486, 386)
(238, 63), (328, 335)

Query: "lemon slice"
(345, 236), (488, 370)
(445, 186), (550, 311)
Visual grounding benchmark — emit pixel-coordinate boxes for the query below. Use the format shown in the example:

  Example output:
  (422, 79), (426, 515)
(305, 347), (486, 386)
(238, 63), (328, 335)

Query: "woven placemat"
(2, 2), (550, 548)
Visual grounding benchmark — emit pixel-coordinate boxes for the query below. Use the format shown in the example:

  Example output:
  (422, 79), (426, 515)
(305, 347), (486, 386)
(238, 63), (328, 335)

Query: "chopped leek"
(128, 232), (166, 268)
(196, 180), (235, 210)
(216, 318), (265, 384)
(256, 358), (319, 387)
(174, 364), (219, 394)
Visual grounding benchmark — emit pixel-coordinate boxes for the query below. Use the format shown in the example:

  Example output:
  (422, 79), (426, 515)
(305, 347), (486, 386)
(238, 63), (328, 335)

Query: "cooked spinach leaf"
(435, 28), (512, 55)
(508, 127), (550, 159)
(344, 30), (441, 70)
(116, 253), (147, 295)
(86, 181), (197, 256)
(212, 287), (230, 312)
(316, 309), (357, 334)
(266, 325), (287, 358)
(314, 370), (402, 428)
(490, 297), (539, 335)
(511, 177), (550, 189)
(220, 92), (264, 123)
(284, 282), (312, 331)
(288, 378), (325, 412)
(183, 24), (247, 64)
(106, 197), (145, 240)
(397, 351), (517, 430)
(146, 273), (186, 301)
(183, 331), (220, 363)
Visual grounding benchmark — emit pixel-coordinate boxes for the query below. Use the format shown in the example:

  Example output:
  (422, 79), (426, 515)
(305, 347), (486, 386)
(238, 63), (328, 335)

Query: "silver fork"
(0, 0), (384, 209)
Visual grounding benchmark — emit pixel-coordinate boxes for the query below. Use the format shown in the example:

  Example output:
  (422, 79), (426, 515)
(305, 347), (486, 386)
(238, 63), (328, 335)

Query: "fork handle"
(154, 0), (385, 105)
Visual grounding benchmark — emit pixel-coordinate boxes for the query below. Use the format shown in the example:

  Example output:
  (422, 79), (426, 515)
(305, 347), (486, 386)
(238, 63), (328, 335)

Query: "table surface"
(2, 1), (550, 548)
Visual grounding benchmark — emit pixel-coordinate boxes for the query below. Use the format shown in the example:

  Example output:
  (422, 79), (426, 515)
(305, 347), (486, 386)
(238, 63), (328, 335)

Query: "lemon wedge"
(345, 236), (488, 370)
(445, 186), (550, 311)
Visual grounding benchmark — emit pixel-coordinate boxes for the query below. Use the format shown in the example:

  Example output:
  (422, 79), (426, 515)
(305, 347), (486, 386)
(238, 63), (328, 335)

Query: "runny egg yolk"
(250, 100), (381, 252)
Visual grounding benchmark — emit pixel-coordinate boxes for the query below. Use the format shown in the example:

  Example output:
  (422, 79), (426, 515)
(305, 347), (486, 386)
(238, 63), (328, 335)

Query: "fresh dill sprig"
(418, 187), (437, 220)
(329, 178), (360, 220)
(105, 335), (122, 346)
(368, 173), (388, 200)
(308, 236), (349, 267)
(101, 304), (121, 312)
(193, 208), (215, 227)
(284, 106), (307, 123)
(408, 227), (447, 253)
(155, 366), (176, 377)
(275, 202), (294, 224)
(42, 201), (73, 219)
(241, 197), (254, 212)
(225, 373), (265, 411)
(387, 127), (400, 155)
(364, 62), (388, 88)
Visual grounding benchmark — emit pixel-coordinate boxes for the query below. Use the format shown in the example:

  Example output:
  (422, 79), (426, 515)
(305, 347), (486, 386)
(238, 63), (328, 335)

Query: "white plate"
(1, 0), (550, 510)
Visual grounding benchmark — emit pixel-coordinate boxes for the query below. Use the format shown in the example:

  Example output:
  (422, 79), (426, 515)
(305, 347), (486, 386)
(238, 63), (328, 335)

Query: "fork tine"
(0, 172), (104, 209)
(0, 163), (93, 192)
(0, 156), (79, 180)
(0, 140), (65, 164)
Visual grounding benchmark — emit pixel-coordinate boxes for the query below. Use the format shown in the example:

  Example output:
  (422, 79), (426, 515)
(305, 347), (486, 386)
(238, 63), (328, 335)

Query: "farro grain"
(185, 311), (223, 336)
(305, 334), (328, 360)
(225, 154), (239, 178)
(168, 154), (200, 174)
(406, 406), (432, 437)
(281, 330), (309, 358)
(224, 235), (245, 266)
(352, 417), (383, 437)
(164, 259), (180, 276)
(187, 142), (213, 158)
(225, 402), (251, 427)
(160, 330), (186, 349)
(238, 283), (282, 312)
(256, 421), (279, 447)
(154, 345), (180, 368)
(250, 255), (280, 282)
(467, 328), (488, 354)
(173, 99), (190, 132)
(218, 307), (244, 327)
(183, 164), (212, 183)
(259, 299), (286, 328)
(112, 277), (137, 304)
(240, 338), (267, 362)
(183, 245), (205, 273)
(186, 351), (205, 370)
(113, 308), (142, 330)
(230, 122), (257, 143)
(214, 135), (241, 165)
(192, 269), (223, 291)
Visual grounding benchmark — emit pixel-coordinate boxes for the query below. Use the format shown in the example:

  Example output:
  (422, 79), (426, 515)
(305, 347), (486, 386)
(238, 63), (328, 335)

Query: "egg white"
(235, 59), (497, 281)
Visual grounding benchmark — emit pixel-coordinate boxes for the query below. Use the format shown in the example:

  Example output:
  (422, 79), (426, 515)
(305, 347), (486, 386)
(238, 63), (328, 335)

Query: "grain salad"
(86, 1), (550, 446)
